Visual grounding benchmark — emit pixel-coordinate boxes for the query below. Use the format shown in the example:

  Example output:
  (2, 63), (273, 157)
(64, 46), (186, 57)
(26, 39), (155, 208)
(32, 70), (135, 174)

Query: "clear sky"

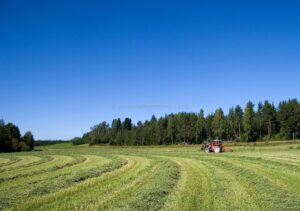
(1, 0), (300, 140)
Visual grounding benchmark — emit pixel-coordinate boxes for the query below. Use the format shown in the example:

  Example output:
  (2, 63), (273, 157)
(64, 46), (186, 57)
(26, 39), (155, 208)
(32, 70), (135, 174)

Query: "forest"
(0, 120), (35, 152)
(73, 99), (300, 146)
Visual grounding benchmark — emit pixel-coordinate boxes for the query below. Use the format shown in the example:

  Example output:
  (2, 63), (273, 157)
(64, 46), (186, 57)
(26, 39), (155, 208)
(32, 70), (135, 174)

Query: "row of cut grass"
(199, 155), (300, 210)
(21, 156), (143, 210)
(0, 156), (43, 172)
(0, 155), (77, 181)
(0, 155), (128, 210)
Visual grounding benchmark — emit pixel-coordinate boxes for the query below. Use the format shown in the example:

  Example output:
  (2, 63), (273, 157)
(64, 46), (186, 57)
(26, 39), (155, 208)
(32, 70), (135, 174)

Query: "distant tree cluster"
(71, 137), (86, 145)
(72, 99), (300, 146)
(0, 120), (34, 152)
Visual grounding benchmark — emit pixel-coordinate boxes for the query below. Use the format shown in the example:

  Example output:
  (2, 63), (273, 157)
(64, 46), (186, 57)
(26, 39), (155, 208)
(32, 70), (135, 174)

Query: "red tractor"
(203, 140), (225, 153)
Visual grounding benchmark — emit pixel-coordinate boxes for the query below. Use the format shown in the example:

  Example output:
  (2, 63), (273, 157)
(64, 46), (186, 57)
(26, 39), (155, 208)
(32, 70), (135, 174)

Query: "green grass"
(0, 143), (300, 210)
(34, 142), (87, 149)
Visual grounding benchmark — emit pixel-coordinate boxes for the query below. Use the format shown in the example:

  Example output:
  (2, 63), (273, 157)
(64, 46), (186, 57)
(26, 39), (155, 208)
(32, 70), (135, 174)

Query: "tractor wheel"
(214, 146), (220, 153)
(205, 148), (210, 153)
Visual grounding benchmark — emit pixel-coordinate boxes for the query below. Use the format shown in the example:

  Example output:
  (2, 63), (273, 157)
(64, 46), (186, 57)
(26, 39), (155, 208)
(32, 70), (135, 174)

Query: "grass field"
(1, 142), (300, 210)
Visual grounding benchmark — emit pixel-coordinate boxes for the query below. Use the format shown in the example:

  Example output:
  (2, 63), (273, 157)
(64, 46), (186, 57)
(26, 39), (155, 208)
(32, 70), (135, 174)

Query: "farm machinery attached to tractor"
(202, 140), (232, 153)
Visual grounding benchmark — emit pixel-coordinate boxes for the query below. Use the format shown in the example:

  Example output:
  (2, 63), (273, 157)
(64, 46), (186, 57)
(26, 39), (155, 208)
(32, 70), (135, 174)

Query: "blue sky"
(1, 0), (300, 140)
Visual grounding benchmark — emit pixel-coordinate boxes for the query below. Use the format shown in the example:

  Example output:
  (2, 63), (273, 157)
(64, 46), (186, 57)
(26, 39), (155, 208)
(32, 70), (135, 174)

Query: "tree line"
(0, 120), (35, 152)
(35, 140), (68, 146)
(73, 99), (299, 146)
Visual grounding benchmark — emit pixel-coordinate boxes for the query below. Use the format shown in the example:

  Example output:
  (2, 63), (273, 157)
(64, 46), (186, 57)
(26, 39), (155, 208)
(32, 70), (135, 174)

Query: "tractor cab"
(212, 140), (221, 146)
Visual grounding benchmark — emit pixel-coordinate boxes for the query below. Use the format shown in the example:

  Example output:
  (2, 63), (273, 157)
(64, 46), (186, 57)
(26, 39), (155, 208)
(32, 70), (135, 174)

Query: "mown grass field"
(1, 142), (300, 210)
